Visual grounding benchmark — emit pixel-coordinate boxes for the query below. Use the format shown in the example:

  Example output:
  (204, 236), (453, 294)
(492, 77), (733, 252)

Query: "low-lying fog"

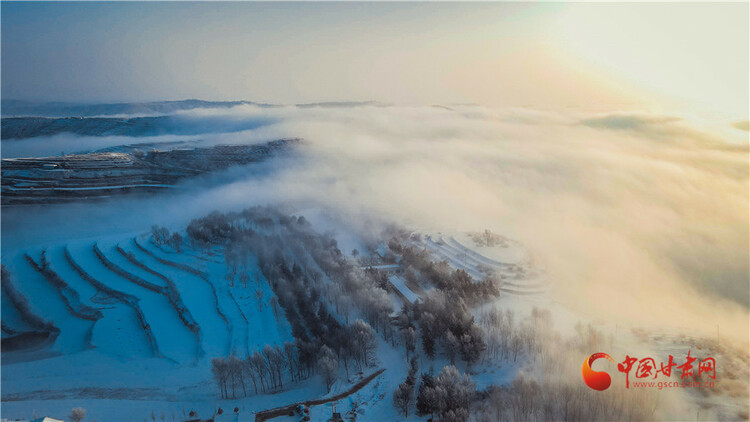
(2, 103), (748, 345)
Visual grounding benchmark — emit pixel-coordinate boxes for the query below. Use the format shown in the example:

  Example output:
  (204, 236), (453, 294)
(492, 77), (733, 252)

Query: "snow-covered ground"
(1, 230), (297, 421)
(3, 220), (747, 421)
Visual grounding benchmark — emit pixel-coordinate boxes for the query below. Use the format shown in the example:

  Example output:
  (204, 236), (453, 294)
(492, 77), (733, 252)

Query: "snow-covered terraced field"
(133, 235), (293, 356)
(120, 240), (232, 358)
(62, 245), (160, 358)
(1, 289), (34, 335)
(419, 233), (548, 296)
(2, 232), (293, 366)
(5, 252), (93, 354)
(1, 230), (294, 413)
(69, 241), (196, 363)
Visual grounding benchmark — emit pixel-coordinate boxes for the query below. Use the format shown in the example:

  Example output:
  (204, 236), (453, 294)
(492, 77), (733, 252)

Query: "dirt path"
(254, 369), (386, 421)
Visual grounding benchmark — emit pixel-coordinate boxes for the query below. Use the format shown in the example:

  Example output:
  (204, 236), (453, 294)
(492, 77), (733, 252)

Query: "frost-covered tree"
(318, 345), (338, 393)
(442, 408), (470, 422)
(349, 319), (377, 368)
(416, 372), (437, 417)
(459, 323), (486, 370)
(406, 356), (419, 387)
(393, 381), (414, 417)
(413, 366), (475, 421)
(403, 326), (417, 360)
(168, 232), (183, 252)
(511, 333), (524, 361)
(151, 226), (170, 246)
(419, 312), (437, 359)
(433, 365), (475, 421)
(443, 331), (459, 365)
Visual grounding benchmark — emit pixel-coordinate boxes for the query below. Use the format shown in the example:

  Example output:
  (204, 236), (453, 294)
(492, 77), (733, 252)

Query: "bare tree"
(69, 407), (86, 422)
(239, 271), (250, 288)
(250, 352), (268, 392)
(270, 296), (279, 321)
(227, 355), (246, 398)
(511, 333), (524, 362)
(255, 289), (264, 311)
(168, 232), (183, 252)
(211, 358), (228, 398)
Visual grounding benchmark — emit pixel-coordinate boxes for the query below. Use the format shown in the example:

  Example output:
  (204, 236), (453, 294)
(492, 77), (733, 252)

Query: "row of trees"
(151, 225), (183, 252)
(210, 318), (378, 398)
(211, 343), (294, 399)
(478, 306), (554, 363)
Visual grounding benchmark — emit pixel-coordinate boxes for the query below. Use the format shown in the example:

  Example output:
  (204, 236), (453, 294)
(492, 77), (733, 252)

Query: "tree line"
(185, 208), (385, 398)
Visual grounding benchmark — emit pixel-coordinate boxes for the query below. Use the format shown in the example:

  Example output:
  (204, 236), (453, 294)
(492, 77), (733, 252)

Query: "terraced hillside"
(0, 112), (271, 139)
(1, 232), (292, 375)
(409, 233), (548, 296)
(1, 139), (298, 205)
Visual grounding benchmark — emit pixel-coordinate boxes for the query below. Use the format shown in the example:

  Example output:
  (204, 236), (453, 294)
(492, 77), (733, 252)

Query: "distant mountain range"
(1, 99), (266, 118)
(1, 99), (389, 119)
(1, 115), (273, 139)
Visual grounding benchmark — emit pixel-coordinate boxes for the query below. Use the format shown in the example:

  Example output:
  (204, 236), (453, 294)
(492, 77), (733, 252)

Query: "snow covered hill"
(1, 139), (298, 205)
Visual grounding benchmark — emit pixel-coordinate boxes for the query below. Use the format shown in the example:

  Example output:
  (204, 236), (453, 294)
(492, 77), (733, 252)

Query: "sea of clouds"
(2, 103), (748, 345)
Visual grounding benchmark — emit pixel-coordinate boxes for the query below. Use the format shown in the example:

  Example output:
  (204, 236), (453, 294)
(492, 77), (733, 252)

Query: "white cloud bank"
(3, 104), (748, 345)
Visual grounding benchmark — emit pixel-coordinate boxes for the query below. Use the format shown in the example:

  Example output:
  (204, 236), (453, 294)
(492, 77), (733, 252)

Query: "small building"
(328, 412), (344, 422)
(388, 275), (420, 304)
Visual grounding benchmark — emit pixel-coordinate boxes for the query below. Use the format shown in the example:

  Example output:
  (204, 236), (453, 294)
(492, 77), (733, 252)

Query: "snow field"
(66, 241), (196, 363)
(121, 239), (232, 358)
(5, 252), (93, 354)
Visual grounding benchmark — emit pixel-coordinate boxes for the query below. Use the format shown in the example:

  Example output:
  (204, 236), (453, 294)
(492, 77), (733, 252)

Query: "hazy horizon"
(3, 2), (748, 120)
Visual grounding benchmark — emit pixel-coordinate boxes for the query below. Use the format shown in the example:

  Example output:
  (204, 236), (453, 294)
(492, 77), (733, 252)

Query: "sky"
(2, 2), (748, 120)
